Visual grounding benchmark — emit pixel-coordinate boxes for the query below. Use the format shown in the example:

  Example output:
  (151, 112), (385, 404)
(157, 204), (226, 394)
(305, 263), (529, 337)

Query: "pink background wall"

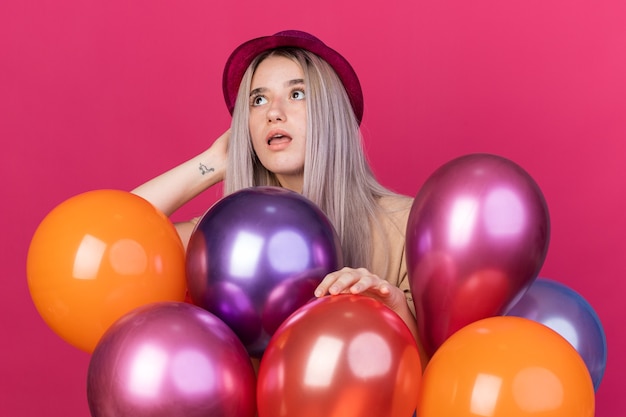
(2, 0), (624, 415)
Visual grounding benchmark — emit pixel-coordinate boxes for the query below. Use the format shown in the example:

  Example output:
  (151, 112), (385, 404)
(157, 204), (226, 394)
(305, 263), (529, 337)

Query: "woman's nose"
(266, 100), (285, 123)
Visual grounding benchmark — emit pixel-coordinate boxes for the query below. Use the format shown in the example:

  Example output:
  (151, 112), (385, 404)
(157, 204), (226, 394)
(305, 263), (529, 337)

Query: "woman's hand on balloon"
(314, 267), (406, 313)
(315, 267), (422, 354)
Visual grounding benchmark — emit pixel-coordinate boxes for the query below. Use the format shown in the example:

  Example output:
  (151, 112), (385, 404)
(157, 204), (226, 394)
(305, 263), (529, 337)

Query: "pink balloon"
(87, 302), (256, 417)
(406, 154), (550, 356)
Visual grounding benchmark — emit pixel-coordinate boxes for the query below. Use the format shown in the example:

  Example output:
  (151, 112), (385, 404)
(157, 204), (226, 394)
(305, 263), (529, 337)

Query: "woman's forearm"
(131, 130), (229, 216)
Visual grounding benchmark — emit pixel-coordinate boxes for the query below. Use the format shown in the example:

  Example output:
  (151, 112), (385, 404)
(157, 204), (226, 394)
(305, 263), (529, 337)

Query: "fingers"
(315, 267), (390, 298)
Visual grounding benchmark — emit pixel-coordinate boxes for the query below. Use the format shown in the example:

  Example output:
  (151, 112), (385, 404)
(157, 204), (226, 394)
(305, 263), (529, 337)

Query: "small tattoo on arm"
(199, 163), (214, 175)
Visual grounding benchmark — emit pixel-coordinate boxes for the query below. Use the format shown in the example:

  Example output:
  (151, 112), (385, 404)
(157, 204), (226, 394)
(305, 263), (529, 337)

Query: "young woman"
(132, 30), (423, 353)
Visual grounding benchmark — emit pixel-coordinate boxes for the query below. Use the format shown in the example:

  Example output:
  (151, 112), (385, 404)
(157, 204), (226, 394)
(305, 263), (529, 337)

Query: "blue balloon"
(506, 278), (607, 391)
(186, 186), (343, 357)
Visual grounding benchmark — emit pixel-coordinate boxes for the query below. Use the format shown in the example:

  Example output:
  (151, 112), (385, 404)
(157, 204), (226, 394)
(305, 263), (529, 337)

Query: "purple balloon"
(87, 302), (256, 417)
(506, 278), (607, 391)
(186, 186), (343, 357)
(406, 154), (550, 356)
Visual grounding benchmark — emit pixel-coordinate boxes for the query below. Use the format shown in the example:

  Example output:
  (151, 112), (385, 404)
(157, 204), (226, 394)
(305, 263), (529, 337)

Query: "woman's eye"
(252, 96), (267, 106)
(291, 90), (306, 100)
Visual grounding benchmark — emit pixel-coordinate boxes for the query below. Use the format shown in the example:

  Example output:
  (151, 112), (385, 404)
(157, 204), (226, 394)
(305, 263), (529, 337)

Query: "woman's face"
(248, 55), (307, 192)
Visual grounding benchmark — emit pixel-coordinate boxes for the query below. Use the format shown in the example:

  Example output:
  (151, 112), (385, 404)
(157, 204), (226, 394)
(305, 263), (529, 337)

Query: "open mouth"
(267, 133), (291, 145)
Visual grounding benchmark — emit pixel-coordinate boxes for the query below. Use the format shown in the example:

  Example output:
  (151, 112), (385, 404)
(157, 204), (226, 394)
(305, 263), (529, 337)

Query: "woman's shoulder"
(377, 194), (414, 234)
(378, 194), (413, 214)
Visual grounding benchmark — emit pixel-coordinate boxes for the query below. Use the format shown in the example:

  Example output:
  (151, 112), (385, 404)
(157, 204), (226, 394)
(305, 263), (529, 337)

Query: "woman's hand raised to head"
(207, 129), (230, 180)
(131, 129), (231, 217)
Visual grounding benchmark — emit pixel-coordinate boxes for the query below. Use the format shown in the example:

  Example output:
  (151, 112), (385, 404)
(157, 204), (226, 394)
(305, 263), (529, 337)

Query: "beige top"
(370, 194), (416, 317)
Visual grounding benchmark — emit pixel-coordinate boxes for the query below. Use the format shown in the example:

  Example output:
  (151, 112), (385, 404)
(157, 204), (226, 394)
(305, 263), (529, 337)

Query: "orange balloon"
(27, 189), (186, 352)
(418, 316), (595, 417)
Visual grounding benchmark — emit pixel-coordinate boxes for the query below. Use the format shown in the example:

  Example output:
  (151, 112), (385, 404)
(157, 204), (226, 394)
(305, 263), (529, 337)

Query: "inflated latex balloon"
(257, 295), (422, 417)
(88, 302), (256, 417)
(506, 278), (607, 391)
(418, 316), (595, 417)
(406, 154), (550, 356)
(186, 186), (343, 357)
(27, 189), (186, 352)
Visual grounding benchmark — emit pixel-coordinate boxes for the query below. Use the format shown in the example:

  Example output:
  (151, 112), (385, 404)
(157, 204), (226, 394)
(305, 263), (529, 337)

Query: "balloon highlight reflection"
(418, 316), (595, 417)
(27, 189), (186, 352)
(506, 278), (607, 391)
(406, 154), (550, 356)
(87, 302), (256, 417)
(186, 187), (343, 357)
(257, 295), (422, 417)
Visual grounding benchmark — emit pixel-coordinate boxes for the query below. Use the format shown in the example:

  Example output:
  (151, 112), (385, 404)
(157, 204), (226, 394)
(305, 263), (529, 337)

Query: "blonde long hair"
(225, 48), (397, 270)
